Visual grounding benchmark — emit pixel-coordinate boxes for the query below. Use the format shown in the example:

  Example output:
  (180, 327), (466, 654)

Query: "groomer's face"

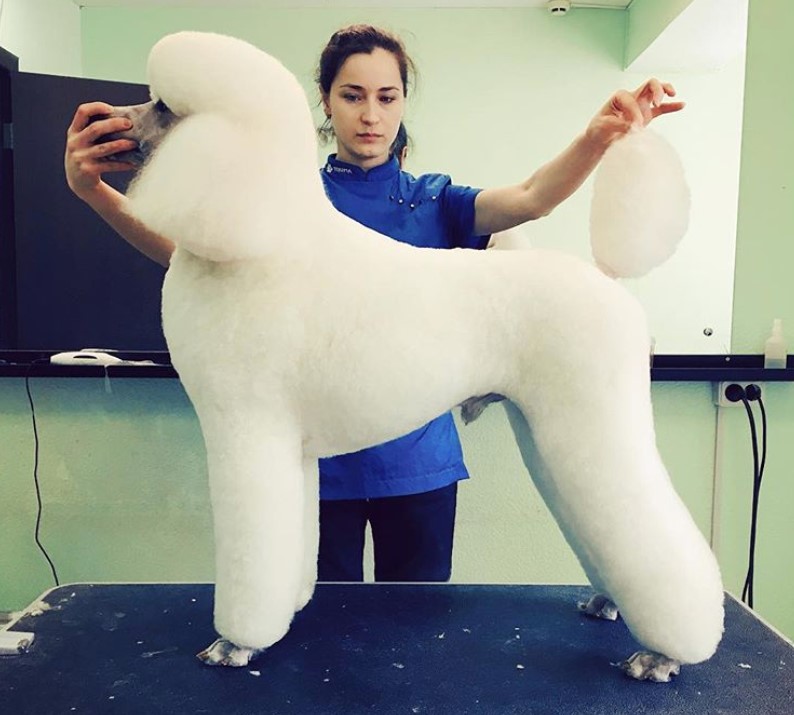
(324, 48), (404, 170)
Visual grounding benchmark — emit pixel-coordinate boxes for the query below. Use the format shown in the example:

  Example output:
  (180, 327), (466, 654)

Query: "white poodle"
(111, 31), (723, 681)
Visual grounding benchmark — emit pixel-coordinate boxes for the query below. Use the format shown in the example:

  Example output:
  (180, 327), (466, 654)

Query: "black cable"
(739, 387), (766, 609)
(24, 361), (60, 587)
(757, 396), (767, 482)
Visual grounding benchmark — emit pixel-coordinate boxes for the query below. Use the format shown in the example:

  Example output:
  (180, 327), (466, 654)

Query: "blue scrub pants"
(317, 483), (458, 582)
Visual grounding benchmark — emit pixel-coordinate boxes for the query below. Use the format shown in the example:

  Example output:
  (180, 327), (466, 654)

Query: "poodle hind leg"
(197, 416), (306, 667)
(502, 263), (723, 676)
(578, 596), (684, 682)
(505, 389), (723, 678)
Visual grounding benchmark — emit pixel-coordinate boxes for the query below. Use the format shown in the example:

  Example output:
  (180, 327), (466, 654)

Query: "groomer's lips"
(356, 133), (382, 143)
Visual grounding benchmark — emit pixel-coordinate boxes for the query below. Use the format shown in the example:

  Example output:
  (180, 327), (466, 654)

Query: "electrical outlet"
(713, 382), (764, 407)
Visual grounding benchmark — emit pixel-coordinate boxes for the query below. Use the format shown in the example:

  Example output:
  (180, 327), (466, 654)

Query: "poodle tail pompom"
(590, 129), (690, 279)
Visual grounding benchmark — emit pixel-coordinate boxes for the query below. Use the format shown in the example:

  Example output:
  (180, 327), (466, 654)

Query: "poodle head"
(122, 31), (326, 262)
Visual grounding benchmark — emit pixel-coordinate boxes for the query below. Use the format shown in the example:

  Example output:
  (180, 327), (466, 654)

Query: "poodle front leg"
(198, 422), (306, 667)
(296, 457), (319, 612)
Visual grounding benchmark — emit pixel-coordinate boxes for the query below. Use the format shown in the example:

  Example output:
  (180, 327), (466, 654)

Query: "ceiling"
(71, 1), (633, 9)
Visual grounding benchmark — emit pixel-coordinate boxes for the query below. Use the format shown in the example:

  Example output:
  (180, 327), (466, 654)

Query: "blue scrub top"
(319, 154), (490, 500)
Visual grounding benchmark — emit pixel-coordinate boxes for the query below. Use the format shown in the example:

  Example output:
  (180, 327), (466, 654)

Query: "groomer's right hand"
(64, 102), (137, 200)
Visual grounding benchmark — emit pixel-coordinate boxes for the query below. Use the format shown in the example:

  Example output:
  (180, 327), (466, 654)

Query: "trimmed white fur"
(126, 31), (724, 674)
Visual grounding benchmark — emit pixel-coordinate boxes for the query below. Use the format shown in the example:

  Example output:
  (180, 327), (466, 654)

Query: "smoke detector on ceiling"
(547, 0), (572, 15)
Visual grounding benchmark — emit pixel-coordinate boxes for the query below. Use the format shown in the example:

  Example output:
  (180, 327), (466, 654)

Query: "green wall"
(1, 2), (792, 649)
(721, 0), (794, 635)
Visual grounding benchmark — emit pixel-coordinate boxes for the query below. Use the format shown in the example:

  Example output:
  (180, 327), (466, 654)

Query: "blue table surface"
(0, 583), (791, 714)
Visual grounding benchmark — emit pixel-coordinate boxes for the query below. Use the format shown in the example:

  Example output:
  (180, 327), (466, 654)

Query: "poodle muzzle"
(91, 100), (180, 167)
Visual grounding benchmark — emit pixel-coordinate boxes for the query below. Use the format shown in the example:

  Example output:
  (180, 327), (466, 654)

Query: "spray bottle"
(764, 318), (787, 369)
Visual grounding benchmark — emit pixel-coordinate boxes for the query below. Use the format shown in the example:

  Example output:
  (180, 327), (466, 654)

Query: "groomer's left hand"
(586, 78), (685, 147)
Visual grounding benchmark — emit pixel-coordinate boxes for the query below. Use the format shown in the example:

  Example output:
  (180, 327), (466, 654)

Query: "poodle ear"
(126, 114), (271, 262)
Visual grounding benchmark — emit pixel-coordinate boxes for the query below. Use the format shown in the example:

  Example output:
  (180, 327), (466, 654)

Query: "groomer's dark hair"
(390, 122), (411, 165)
(316, 24), (416, 143)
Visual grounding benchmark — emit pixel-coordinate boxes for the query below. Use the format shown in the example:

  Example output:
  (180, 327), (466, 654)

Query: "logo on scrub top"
(325, 164), (353, 175)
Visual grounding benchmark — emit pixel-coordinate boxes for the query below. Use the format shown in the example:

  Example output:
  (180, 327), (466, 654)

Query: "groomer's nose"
(361, 97), (379, 125)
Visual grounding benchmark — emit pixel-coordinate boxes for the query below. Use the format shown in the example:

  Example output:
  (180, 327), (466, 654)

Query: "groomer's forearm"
(474, 132), (610, 235)
(83, 183), (175, 267)
(522, 132), (608, 216)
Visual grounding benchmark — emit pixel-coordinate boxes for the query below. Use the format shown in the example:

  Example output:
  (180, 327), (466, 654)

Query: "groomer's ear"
(321, 95), (331, 118)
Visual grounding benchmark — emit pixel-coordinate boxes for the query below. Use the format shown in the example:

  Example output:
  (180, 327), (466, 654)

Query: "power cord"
(24, 360), (60, 587)
(724, 383), (767, 609)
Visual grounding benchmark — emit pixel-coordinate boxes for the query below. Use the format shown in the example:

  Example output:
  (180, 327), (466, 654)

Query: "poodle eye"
(154, 99), (170, 113)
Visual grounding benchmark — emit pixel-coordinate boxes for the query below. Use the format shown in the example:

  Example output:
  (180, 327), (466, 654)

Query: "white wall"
(0, 0), (81, 75)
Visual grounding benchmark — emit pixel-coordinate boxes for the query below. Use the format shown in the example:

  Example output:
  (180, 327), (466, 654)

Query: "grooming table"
(0, 584), (791, 714)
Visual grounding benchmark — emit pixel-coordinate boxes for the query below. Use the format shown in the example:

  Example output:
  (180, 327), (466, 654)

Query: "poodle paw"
(578, 594), (619, 621)
(621, 651), (681, 683)
(196, 638), (261, 667)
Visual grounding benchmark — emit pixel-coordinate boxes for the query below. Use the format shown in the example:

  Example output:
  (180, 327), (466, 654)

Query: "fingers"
(610, 89), (644, 127)
(93, 137), (138, 157)
(93, 140), (139, 169)
(71, 138), (137, 171)
(589, 77), (683, 149)
(67, 103), (133, 156)
(96, 159), (139, 174)
(67, 101), (115, 134)
(634, 78), (682, 113)
(639, 78), (666, 107)
(654, 100), (686, 117)
(68, 114), (132, 146)
(65, 102), (138, 196)
(605, 79), (684, 133)
(661, 81), (677, 98)
(66, 102), (135, 172)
